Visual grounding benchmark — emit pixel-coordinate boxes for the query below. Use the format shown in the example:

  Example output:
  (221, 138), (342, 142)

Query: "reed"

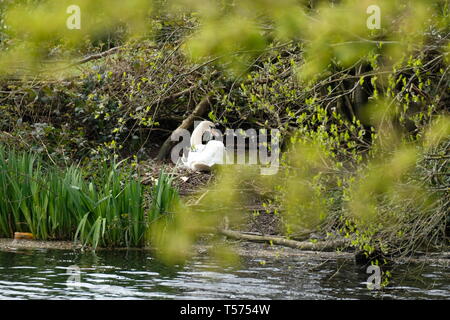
(74, 161), (146, 249)
(148, 170), (180, 224)
(145, 169), (181, 249)
(0, 147), (152, 249)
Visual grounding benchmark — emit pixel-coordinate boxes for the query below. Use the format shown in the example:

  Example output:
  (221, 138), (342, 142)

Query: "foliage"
(0, 0), (448, 267)
(0, 146), (148, 249)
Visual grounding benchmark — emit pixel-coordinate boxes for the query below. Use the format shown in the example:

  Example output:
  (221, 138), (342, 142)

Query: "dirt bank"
(1, 238), (448, 266)
(0, 237), (352, 259)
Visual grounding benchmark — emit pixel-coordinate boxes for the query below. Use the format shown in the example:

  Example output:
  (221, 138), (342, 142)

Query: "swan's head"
(191, 121), (221, 146)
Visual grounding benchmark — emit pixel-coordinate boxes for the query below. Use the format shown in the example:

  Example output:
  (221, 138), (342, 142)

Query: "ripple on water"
(0, 249), (448, 299)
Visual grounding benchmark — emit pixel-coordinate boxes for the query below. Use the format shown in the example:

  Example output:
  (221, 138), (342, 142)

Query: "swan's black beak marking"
(213, 123), (227, 134)
(211, 128), (222, 138)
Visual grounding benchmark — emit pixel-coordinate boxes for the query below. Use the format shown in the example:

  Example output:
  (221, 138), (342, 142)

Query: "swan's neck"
(191, 125), (206, 146)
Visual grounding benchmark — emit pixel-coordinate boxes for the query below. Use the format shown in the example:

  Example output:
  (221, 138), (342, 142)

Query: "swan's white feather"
(183, 140), (225, 171)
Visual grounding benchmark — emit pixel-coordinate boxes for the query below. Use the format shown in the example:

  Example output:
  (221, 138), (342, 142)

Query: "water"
(0, 249), (448, 299)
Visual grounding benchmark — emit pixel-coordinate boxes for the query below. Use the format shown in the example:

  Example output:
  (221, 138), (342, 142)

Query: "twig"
(71, 46), (122, 66)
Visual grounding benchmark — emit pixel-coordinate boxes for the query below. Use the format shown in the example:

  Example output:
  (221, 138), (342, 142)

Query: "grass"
(0, 146), (180, 250)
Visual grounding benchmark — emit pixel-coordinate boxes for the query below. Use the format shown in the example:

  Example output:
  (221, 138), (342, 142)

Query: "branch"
(46, 46), (126, 72)
(69, 46), (122, 67)
(151, 71), (218, 107)
(217, 228), (350, 251)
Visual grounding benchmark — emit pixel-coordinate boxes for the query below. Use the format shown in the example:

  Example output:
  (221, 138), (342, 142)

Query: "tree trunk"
(156, 95), (212, 161)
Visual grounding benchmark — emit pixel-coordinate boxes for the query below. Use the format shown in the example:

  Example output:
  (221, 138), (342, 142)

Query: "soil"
(0, 237), (353, 260)
(0, 238), (81, 251)
(1, 238), (448, 266)
(137, 159), (283, 236)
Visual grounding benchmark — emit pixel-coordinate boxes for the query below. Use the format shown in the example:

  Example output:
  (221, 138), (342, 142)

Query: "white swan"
(182, 121), (225, 172)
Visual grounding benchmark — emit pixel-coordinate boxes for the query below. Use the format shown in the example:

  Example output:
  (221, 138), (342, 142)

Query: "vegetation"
(0, 147), (179, 250)
(148, 170), (180, 225)
(0, 0), (448, 273)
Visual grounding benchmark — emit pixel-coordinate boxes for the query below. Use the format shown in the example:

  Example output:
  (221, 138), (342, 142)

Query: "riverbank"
(0, 237), (349, 258)
(1, 238), (448, 266)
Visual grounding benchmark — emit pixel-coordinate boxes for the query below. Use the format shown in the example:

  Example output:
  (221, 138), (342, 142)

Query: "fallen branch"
(156, 95), (212, 161)
(216, 228), (350, 251)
